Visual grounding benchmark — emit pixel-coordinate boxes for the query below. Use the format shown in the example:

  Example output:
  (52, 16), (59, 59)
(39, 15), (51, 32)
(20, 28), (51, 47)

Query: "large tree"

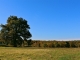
(0, 16), (32, 47)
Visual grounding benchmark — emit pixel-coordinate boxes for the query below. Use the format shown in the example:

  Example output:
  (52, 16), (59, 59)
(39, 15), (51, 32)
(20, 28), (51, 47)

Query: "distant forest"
(0, 39), (80, 48)
(30, 40), (80, 48)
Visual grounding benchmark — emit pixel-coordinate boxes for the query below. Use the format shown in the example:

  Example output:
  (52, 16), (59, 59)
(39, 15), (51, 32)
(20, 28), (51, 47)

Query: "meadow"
(0, 47), (80, 60)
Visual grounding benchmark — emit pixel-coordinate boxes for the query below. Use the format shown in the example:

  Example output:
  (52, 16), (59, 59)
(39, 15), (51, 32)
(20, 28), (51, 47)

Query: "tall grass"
(0, 47), (80, 60)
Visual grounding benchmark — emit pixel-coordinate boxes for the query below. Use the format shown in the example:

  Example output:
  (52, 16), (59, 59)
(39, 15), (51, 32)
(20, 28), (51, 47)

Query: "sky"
(0, 0), (80, 40)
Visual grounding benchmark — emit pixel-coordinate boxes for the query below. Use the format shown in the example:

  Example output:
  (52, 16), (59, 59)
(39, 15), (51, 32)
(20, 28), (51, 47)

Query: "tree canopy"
(0, 16), (32, 47)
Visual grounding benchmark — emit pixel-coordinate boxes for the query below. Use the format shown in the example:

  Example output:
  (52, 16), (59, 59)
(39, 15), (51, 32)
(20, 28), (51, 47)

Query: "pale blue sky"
(0, 0), (80, 40)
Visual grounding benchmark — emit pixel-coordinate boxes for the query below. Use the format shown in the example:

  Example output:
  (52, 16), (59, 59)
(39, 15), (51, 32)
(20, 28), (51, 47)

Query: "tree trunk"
(13, 39), (17, 47)
(13, 34), (17, 47)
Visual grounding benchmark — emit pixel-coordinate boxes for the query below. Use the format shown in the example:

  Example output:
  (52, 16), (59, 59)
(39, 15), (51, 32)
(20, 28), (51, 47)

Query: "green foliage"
(0, 16), (32, 47)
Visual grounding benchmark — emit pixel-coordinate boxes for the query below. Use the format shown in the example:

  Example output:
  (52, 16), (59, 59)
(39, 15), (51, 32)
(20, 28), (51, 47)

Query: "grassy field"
(0, 47), (80, 60)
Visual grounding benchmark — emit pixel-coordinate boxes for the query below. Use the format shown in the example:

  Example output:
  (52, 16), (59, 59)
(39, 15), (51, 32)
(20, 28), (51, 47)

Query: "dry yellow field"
(0, 47), (80, 60)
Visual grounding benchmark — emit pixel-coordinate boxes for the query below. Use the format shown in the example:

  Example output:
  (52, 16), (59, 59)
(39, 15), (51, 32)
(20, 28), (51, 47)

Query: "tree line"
(30, 40), (80, 48)
(1, 39), (80, 48)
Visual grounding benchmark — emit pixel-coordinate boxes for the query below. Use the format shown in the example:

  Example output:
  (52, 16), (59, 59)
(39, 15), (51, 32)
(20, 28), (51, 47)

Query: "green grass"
(0, 47), (80, 60)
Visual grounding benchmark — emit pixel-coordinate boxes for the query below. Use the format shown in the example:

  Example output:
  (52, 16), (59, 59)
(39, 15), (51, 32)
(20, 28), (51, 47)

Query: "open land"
(0, 47), (80, 60)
